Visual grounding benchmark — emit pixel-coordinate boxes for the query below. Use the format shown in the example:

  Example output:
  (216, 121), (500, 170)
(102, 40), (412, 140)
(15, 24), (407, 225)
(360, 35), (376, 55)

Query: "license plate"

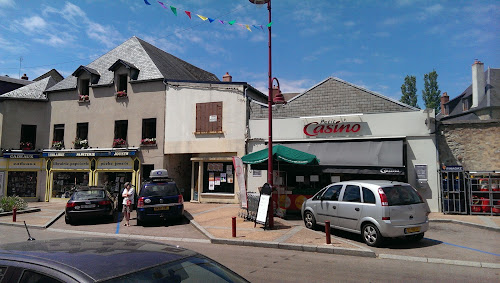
(405, 226), (421, 234)
(80, 204), (96, 209)
(154, 206), (170, 211)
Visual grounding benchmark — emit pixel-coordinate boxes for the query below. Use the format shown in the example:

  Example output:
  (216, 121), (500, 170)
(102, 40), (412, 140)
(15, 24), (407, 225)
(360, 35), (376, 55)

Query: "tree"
(422, 70), (441, 111)
(400, 75), (419, 108)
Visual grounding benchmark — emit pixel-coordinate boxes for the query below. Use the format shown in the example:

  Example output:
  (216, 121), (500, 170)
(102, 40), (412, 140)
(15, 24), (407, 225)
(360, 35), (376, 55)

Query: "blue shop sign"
(42, 151), (136, 157)
(4, 153), (41, 159)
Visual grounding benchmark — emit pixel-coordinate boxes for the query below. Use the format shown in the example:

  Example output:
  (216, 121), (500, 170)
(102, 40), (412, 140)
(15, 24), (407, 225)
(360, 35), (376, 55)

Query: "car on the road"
(65, 186), (115, 225)
(136, 169), (184, 226)
(0, 237), (249, 282)
(301, 180), (431, 247)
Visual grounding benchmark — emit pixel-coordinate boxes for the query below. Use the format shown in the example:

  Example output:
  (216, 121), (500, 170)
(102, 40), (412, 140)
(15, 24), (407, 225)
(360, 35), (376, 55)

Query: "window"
(141, 118), (156, 144)
(77, 123), (88, 140)
(362, 187), (376, 204)
(444, 104), (449, 116)
(342, 185), (361, 202)
(80, 79), (90, 97)
(142, 165), (154, 182)
(195, 102), (222, 134)
(118, 74), (127, 92)
(321, 185), (342, 201)
(462, 96), (472, 111)
(53, 124), (64, 142)
(114, 120), (128, 146)
(20, 270), (62, 283)
(20, 124), (36, 149)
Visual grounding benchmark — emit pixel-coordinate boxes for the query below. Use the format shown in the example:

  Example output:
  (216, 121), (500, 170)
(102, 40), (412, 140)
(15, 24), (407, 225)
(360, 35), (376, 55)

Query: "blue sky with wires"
(0, 0), (498, 107)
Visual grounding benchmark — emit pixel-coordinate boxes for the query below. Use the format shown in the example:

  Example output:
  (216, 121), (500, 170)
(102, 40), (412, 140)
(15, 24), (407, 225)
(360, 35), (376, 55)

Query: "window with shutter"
(195, 102), (223, 134)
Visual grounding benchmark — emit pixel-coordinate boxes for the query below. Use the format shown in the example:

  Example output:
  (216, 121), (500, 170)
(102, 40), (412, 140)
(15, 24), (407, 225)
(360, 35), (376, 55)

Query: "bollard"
(232, 217), (236, 237)
(13, 207), (17, 222)
(325, 220), (331, 244)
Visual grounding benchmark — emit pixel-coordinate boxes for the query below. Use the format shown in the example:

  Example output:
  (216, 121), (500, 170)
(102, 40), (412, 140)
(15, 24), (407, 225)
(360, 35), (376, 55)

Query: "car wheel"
(65, 215), (72, 225)
(303, 211), (317, 230)
(407, 232), (424, 242)
(362, 223), (383, 247)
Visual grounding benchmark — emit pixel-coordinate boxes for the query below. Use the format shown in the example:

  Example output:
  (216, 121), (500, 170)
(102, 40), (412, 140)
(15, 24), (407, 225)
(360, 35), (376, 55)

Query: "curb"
(378, 254), (500, 269)
(429, 219), (500, 232)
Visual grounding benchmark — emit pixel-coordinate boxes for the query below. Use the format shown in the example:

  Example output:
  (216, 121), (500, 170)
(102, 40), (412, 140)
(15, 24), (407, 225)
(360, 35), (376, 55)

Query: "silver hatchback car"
(301, 180), (430, 247)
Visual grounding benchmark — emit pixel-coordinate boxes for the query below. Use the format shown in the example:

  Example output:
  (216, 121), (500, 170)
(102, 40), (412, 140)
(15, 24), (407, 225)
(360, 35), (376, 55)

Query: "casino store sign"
(303, 116), (366, 138)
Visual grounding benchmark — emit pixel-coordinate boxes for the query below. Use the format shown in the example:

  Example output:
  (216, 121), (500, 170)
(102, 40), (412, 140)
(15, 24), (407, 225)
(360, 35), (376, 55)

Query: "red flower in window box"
(113, 138), (127, 147)
(115, 91), (127, 98)
(20, 141), (34, 150)
(79, 95), (89, 102)
(141, 138), (156, 145)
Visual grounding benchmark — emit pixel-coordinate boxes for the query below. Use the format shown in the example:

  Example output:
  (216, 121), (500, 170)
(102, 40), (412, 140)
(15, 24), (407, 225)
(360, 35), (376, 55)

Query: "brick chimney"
(471, 60), (485, 108)
(440, 92), (449, 115)
(222, 72), (232, 82)
(21, 73), (29, 80)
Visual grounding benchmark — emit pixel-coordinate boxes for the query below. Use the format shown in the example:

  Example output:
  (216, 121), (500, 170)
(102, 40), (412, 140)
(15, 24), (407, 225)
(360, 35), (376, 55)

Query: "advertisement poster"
(215, 175), (221, 185)
(220, 173), (227, 182)
(209, 172), (215, 190)
(227, 174), (233, 184)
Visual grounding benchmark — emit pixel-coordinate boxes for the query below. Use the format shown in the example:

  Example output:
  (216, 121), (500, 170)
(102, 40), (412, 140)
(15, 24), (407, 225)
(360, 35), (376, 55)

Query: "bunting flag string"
(149, 1), (271, 32)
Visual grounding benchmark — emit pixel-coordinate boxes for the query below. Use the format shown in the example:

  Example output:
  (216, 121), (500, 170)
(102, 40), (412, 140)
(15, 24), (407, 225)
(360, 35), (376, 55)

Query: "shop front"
(43, 149), (139, 202)
(1, 152), (44, 201)
(247, 110), (440, 212)
(191, 155), (237, 204)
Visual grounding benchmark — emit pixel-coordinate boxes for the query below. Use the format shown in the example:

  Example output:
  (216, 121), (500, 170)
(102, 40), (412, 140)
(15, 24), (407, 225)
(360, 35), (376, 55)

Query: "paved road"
(285, 216), (500, 264)
(1, 225), (498, 283)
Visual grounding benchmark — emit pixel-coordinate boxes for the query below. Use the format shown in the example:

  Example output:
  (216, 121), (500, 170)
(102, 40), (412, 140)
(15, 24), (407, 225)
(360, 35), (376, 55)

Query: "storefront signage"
(441, 165), (463, 172)
(43, 151), (136, 157)
(97, 157), (133, 169)
(9, 159), (42, 169)
(52, 158), (90, 169)
(380, 168), (402, 174)
(4, 153), (40, 158)
(302, 116), (366, 137)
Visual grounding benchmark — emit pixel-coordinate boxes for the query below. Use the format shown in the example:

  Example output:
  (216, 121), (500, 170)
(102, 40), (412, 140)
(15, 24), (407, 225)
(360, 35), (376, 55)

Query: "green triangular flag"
(228, 20), (236, 25)
(266, 21), (273, 27)
(170, 6), (177, 16)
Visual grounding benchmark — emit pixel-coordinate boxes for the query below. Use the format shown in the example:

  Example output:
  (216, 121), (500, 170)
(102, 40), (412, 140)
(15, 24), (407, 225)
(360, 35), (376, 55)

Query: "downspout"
(162, 80), (168, 170)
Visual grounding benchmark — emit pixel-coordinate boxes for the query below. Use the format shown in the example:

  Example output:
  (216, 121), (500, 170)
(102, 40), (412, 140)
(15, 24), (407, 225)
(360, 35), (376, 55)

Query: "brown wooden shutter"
(195, 102), (223, 134)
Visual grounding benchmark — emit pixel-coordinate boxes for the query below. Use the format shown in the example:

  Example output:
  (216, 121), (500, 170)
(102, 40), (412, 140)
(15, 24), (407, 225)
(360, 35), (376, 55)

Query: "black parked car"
(0, 237), (249, 282)
(136, 169), (184, 226)
(65, 186), (115, 224)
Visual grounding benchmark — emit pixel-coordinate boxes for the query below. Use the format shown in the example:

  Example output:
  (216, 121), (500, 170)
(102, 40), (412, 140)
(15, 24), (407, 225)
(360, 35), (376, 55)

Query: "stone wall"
(438, 121), (500, 171)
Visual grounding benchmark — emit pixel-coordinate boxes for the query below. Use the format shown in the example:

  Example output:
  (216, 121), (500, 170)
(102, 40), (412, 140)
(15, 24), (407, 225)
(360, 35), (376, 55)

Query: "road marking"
(115, 212), (121, 234)
(425, 238), (500, 256)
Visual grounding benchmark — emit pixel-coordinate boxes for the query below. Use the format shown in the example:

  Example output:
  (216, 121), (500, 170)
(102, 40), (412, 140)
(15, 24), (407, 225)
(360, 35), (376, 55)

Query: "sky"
(0, 0), (498, 108)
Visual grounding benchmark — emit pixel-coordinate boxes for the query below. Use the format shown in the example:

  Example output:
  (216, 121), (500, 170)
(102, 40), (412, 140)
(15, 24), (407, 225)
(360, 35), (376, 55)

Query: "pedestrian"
(122, 182), (135, 227)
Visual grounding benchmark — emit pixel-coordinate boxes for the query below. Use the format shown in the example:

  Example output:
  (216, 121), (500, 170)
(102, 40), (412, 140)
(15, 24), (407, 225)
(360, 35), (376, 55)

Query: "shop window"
(20, 124), (36, 150)
(141, 118), (156, 145)
(342, 185), (361, 202)
(7, 171), (37, 197)
(202, 162), (233, 194)
(195, 102), (222, 134)
(114, 120), (128, 147)
(52, 172), (90, 198)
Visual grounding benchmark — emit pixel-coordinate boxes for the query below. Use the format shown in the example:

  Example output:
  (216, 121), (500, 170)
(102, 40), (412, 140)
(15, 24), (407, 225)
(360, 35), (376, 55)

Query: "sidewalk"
(1, 201), (499, 263)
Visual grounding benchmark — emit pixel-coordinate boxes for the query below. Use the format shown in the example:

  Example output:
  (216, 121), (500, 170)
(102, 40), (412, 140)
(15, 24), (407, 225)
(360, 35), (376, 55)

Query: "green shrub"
(0, 196), (27, 212)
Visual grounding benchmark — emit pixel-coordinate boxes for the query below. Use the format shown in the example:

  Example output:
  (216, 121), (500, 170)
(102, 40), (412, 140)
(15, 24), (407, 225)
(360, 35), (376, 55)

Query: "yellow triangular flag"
(245, 24), (252, 32)
(197, 14), (208, 21)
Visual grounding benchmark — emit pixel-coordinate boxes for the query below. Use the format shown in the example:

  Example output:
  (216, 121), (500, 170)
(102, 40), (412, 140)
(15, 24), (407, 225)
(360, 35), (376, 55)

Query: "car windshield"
(103, 255), (247, 283)
(140, 183), (179, 197)
(72, 190), (105, 200)
(382, 185), (422, 206)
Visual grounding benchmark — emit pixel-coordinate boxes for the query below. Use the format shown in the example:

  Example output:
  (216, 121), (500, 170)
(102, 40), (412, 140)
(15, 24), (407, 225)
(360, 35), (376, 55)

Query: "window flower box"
(20, 142), (34, 150)
(73, 138), (89, 149)
(113, 138), (127, 148)
(78, 95), (89, 102)
(52, 141), (64, 150)
(140, 138), (157, 146)
(115, 91), (127, 98)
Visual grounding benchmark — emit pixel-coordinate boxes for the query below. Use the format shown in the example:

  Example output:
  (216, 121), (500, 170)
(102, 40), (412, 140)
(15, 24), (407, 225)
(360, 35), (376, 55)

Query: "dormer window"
(118, 74), (127, 92)
(72, 65), (100, 102)
(462, 96), (472, 111)
(80, 79), (89, 97)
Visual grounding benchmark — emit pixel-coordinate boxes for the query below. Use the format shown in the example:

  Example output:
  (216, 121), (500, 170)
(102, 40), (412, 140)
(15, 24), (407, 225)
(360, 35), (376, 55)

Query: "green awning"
(241, 145), (320, 165)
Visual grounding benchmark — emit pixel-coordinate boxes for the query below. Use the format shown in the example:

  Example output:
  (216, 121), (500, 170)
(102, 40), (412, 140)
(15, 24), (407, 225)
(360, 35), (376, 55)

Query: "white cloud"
(34, 34), (73, 47)
(425, 4), (443, 14)
(373, 31), (390, 37)
(0, 0), (14, 7)
(87, 22), (122, 48)
(344, 21), (356, 27)
(0, 36), (28, 53)
(342, 58), (364, 65)
(20, 16), (47, 32)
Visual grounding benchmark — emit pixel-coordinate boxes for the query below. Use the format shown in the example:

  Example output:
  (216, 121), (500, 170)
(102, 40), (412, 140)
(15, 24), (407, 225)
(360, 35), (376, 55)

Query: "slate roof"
(0, 76), (32, 85)
(34, 69), (64, 83)
(46, 36), (219, 92)
(1, 77), (56, 100)
(438, 68), (500, 121)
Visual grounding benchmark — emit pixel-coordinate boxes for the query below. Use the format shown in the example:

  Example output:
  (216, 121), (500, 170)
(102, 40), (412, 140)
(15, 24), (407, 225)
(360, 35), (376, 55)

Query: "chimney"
(21, 73), (29, 80)
(441, 92), (449, 115)
(471, 60), (485, 108)
(222, 72), (232, 82)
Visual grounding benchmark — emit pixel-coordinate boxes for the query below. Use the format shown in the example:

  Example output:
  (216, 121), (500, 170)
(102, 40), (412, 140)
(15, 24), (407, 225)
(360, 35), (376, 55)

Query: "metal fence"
(238, 193), (260, 221)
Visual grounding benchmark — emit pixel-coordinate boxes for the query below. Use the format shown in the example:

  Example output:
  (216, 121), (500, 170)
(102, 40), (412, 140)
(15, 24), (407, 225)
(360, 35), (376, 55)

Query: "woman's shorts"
(122, 205), (132, 213)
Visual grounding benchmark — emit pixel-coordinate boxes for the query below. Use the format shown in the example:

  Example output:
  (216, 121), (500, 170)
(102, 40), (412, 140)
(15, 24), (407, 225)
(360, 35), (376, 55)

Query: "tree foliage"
(400, 75), (419, 108)
(422, 70), (441, 111)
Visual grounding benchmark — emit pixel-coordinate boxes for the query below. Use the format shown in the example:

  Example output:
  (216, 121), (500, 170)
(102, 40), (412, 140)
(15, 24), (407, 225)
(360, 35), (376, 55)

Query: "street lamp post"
(249, 0), (285, 229)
